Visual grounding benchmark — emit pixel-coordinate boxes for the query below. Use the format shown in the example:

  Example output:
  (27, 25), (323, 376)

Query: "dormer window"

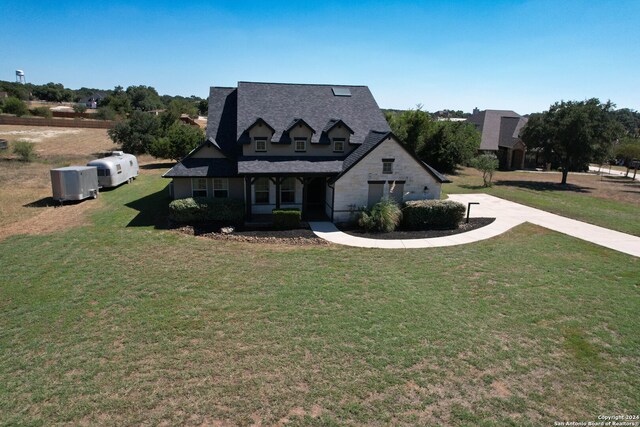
(333, 138), (345, 153)
(382, 158), (394, 174)
(255, 137), (267, 152)
(294, 137), (307, 152)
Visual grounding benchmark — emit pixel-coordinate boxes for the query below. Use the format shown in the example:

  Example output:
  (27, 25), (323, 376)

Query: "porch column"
(275, 177), (281, 210)
(301, 177), (309, 220)
(245, 176), (252, 220)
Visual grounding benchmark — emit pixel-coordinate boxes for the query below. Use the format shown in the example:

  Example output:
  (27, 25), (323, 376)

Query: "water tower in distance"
(15, 70), (26, 84)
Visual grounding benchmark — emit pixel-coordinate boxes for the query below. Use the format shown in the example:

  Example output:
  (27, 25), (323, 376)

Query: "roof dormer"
(318, 119), (354, 145)
(241, 117), (275, 145)
(285, 118), (316, 135)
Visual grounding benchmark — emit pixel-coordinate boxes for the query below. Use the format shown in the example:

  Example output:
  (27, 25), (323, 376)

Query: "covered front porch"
(242, 175), (332, 221)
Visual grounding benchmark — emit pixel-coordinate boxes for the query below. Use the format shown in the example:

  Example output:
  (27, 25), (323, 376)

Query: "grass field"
(1, 128), (639, 425)
(444, 167), (640, 236)
(1, 169), (639, 425)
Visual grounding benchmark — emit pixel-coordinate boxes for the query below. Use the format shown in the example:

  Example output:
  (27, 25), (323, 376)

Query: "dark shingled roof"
(334, 130), (450, 183)
(206, 87), (240, 157)
(238, 156), (343, 175)
(467, 109), (528, 151)
(235, 82), (390, 146)
(162, 157), (238, 178)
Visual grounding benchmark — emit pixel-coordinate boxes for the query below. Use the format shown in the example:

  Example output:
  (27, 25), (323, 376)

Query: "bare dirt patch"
(0, 198), (99, 241)
(0, 125), (171, 238)
(454, 167), (640, 205)
(0, 125), (114, 162)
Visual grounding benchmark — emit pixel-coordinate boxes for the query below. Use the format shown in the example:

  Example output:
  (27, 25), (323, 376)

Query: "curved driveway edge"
(309, 194), (640, 257)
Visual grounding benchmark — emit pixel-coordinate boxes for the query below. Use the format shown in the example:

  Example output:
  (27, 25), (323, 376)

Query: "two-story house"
(163, 82), (448, 223)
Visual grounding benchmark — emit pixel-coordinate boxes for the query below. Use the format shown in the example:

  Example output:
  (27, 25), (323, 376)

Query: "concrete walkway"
(589, 165), (640, 181)
(309, 194), (640, 257)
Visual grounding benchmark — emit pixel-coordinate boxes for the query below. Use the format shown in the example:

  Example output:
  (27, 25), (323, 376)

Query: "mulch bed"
(171, 217), (496, 245)
(172, 223), (330, 246)
(337, 217), (496, 240)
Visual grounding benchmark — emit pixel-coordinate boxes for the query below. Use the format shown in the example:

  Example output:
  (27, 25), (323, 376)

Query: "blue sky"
(1, 0), (638, 114)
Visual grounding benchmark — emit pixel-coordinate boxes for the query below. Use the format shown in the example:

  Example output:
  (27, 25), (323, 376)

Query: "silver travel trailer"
(87, 151), (139, 188)
(50, 166), (99, 202)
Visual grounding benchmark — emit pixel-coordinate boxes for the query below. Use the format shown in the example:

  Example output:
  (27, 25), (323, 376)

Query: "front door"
(305, 177), (326, 219)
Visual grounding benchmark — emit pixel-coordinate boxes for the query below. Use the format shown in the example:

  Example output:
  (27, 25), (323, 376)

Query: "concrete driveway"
(309, 194), (640, 257)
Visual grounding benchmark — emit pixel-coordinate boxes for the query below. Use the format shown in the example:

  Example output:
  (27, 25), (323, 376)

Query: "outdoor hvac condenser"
(50, 166), (99, 203)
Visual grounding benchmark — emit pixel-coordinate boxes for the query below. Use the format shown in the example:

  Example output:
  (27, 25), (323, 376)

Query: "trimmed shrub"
(3, 97), (29, 117)
(402, 199), (466, 230)
(169, 197), (244, 223)
(272, 208), (301, 229)
(13, 140), (36, 162)
(30, 107), (52, 118)
(358, 199), (402, 232)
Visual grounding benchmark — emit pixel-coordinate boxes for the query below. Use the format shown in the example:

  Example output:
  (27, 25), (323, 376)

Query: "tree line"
(0, 80), (208, 119)
(386, 101), (640, 185)
(521, 100), (640, 183)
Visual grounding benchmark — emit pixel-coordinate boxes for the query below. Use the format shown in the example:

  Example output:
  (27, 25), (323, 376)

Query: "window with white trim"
(255, 137), (267, 152)
(192, 178), (207, 197)
(213, 178), (228, 198)
(254, 178), (270, 204)
(382, 159), (394, 174)
(333, 138), (345, 153)
(294, 137), (307, 152)
(280, 178), (296, 203)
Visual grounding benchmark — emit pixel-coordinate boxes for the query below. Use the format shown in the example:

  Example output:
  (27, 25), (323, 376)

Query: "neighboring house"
(163, 82), (449, 223)
(79, 92), (108, 109)
(467, 108), (528, 170)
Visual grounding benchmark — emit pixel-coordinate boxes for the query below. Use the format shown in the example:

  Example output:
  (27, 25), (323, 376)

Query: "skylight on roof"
(332, 87), (351, 97)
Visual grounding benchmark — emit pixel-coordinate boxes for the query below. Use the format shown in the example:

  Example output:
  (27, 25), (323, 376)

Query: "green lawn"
(1, 174), (639, 425)
(444, 170), (640, 236)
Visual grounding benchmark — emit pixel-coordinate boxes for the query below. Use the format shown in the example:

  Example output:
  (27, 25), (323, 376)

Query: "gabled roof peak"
(323, 118), (355, 135)
(285, 118), (316, 134)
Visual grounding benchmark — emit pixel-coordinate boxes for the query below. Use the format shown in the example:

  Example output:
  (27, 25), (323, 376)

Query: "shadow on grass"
(494, 180), (593, 193)
(141, 162), (175, 170)
(24, 197), (57, 208)
(24, 197), (86, 208)
(458, 184), (489, 190)
(125, 184), (171, 229)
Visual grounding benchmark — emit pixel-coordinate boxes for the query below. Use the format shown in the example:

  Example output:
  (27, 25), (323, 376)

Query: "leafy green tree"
(99, 86), (132, 116)
(612, 108), (640, 138)
(386, 107), (432, 154)
(95, 106), (117, 121)
(418, 121), (480, 174)
(197, 99), (208, 116)
(166, 99), (198, 118)
(614, 137), (640, 177)
(0, 81), (31, 100)
(387, 106), (479, 174)
(32, 82), (73, 102)
(521, 99), (623, 184)
(126, 85), (164, 111)
(108, 111), (161, 154)
(73, 103), (87, 113)
(149, 122), (204, 160)
(3, 97), (29, 116)
(471, 153), (499, 187)
(30, 106), (52, 118)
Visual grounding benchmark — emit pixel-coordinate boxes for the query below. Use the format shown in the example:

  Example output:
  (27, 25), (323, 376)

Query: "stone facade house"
(467, 108), (528, 170)
(163, 82), (448, 223)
